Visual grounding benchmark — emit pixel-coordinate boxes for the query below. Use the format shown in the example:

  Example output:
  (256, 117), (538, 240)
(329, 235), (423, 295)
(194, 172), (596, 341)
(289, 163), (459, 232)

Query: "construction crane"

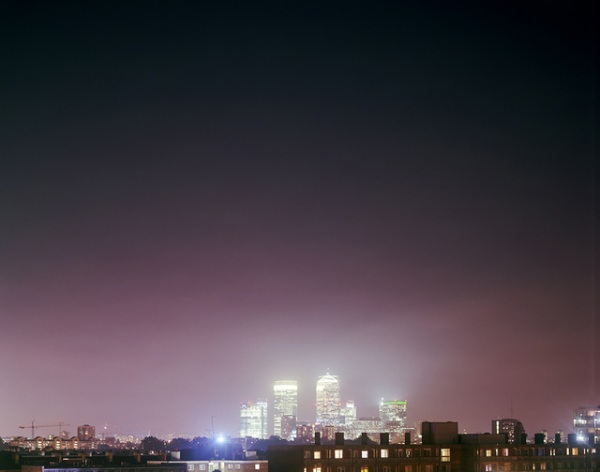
(19, 421), (70, 438)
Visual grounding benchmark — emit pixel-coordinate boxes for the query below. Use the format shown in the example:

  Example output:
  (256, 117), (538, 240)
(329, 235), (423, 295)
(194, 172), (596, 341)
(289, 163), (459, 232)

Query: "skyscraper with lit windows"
(492, 418), (525, 444)
(573, 405), (600, 443)
(273, 380), (298, 439)
(316, 373), (341, 425)
(380, 399), (407, 424)
(340, 400), (357, 426)
(240, 400), (268, 439)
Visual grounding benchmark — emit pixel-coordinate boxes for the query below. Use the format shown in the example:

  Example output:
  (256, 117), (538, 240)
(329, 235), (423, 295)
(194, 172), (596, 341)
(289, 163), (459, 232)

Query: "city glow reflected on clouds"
(0, 1), (596, 439)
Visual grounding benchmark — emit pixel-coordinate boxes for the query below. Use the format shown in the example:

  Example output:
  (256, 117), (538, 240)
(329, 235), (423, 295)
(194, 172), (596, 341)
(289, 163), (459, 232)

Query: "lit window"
(571, 448), (578, 456)
(335, 449), (343, 459)
(405, 466), (412, 472)
(255, 465), (260, 471)
(314, 451), (321, 459)
(188, 466), (195, 471)
(502, 448), (509, 457)
(361, 450), (368, 458)
(485, 465), (492, 472)
(313, 468), (321, 472)
(441, 448), (450, 462)
(360, 467), (368, 472)
(381, 449), (388, 458)
(486, 450), (492, 457)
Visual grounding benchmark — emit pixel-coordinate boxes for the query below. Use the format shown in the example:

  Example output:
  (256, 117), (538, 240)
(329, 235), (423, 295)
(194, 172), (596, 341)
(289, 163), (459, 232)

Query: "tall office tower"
(380, 399), (408, 442)
(316, 373), (341, 425)
(240, 400), (268, 439)
(280, 415), (297, 441)
(380, 400), (407, 425)
(340, 400), (357, 426)
(573, 405), (600, 443)
(492, 418), (526, 444)
(273, 380), (298, 439)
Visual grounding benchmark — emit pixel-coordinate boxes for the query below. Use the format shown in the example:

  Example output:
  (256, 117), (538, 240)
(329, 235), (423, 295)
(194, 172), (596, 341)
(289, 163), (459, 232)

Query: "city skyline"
(1, 1), (597, 440)
(4, 376), (594, 442)
(7, 403), (600, 443)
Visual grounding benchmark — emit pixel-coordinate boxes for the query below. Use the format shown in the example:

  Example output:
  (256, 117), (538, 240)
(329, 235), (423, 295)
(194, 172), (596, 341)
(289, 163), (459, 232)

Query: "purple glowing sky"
(1, 1), (597, 440)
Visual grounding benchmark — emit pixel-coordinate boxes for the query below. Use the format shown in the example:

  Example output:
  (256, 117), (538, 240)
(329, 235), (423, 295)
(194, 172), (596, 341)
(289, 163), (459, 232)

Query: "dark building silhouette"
(267, 424), (599, 472)
(492, 418), (525, 444)
(421, 421), (459, 445)
(77, 425), (96, 441)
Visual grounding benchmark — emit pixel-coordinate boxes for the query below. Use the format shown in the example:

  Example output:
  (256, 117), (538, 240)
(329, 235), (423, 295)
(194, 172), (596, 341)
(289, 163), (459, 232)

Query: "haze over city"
(1, 1), (597, 440)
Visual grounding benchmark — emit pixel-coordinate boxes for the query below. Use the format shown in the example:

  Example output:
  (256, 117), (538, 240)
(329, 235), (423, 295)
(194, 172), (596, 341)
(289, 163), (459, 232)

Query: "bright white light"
(216, 435), (225, 443)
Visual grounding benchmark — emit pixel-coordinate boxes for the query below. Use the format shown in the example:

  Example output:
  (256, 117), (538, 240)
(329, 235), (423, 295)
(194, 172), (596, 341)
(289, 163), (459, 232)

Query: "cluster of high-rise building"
(239, 373), (409, 442)
(5, 403), (598, 459)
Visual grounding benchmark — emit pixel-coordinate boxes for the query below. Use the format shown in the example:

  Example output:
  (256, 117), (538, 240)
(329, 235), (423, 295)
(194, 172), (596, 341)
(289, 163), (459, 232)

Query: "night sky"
(1, 1), (597, 440)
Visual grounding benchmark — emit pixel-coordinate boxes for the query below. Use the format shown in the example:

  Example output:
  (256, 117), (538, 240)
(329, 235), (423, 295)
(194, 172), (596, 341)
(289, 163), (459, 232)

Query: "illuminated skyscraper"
(380, 399), (409, 442)
(240, 400), (268, 439)
(340, 400), (357, 426)
(380, 399), (407, 425)
(492, 418), (525, 444)
(316, 373), (341, 425)
(273, 380), (298, 439)
(573, 406), (600, 443)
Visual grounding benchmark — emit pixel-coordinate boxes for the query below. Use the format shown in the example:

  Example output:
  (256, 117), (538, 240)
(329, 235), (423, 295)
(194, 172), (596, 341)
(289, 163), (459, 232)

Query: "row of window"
(306, 464), (595, 472)
(483, 462), (596, 471)
(307, 465), (448, 472)
(309, 449), (450, 460)
(47, 469), (183, 472)
(187, 464), (261, 471)
(481, 447), (590, 457)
